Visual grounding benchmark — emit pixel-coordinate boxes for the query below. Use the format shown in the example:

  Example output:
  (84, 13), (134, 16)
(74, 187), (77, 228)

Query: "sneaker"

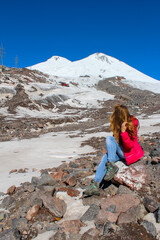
(104, 162), (119, 181)
(83, 180), (100, 196)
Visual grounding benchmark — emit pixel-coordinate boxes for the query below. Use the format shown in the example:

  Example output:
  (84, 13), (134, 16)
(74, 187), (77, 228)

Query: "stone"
(57, 187), (80, 197)
(0, 229), (21, 240)
(157, 208), (160, 223)
(0, 212), (8, 222)
(26, 205), (40, 220)
(7, 185), (16, 195)
(65, 175), (77, 187)
(31, 173), (57, 186)
(141, 220), (157, 237)
(9, 169), (17, 174)
(114, 162), (148, 190)
(117, 205), (142, 224)
(59, 219), (85, 234)
(100, 194), (140, 214)
(12, 217), (28, 231)
(81, 228), (100, 240)
(82, 195), (101, 206)
(46, 222), (59, 231)
(143, 213), (160, 237)
(80, 204), (100, 222)
(96, 209), (119, 224)
(1, 196), (15, 209)
(50, 170), (68, 181)
(103, 222), (118, 236)
(37, 185), (56, 196)
(49, 231), (66, 240)
(104, 184), (118, 196)
(143, 197), (159, 212)
(41, 195), (67, 218)
(117, 185), (133, 194)
(106, 204), (116, 213)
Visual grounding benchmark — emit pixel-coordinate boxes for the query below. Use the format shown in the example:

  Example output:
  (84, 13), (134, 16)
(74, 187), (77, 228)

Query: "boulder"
(114, 162), (149, 191)
(81, 228), (100, 240)
(143, 197), (159, 212)
(59, 219), (85, 234)
(26, 205), (40, 221)
(41, 195), (67, 218)
(80, 204), (100, 222)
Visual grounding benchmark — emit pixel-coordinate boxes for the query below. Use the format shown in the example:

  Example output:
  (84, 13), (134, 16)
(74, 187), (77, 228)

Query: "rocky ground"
(0, 67), (160, 239)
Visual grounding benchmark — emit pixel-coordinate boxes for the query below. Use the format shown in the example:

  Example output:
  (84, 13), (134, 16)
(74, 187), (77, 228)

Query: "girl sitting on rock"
(84, 104), (144, 196)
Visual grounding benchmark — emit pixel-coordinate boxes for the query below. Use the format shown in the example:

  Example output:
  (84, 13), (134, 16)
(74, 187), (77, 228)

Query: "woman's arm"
(120, 121), (137, 149)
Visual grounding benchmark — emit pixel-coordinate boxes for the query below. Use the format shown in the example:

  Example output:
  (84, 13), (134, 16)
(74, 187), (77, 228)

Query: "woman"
(84, 104), (144, 196)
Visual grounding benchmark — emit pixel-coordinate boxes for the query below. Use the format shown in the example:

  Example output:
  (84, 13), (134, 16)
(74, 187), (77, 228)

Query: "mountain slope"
(29, 53), (158, 83)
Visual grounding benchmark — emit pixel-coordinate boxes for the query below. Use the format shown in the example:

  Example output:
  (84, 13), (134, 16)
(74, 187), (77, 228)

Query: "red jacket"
(120, 117), (144, 165)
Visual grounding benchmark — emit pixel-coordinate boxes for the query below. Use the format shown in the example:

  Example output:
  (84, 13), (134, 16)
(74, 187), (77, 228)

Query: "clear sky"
(1, 0), (160, 80)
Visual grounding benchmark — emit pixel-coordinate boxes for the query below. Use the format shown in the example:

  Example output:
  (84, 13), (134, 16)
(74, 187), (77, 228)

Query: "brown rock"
(101, 194), (140, 214)
(9, 169), (17, 174)
(117, 205), (141, 224)
(59, 219), (85, 234)
(81, 228), (100, 240)
(96, 209), (119, 224)
(57, 187), (80, 197)
(65, 176), (77, 187)
(7, 185), (16, 195)
(26, 205), (40, 220)
(41, 195), (67, 217)
(50, 171), (68, 181)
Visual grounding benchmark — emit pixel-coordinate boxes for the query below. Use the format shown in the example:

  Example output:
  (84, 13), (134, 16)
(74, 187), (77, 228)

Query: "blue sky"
(1, 0), (160, 80)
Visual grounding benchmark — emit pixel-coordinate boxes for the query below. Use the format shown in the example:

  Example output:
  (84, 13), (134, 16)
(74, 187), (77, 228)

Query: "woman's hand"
(121, 122), (127, 132)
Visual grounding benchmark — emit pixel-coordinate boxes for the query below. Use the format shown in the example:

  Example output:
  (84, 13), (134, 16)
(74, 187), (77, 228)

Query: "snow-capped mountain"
(28, 53), (160, 93)
(29, 53), (158, 82)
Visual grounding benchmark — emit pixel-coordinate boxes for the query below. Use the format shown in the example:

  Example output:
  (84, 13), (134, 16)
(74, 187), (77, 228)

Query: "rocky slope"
(0, 66), (160, 239)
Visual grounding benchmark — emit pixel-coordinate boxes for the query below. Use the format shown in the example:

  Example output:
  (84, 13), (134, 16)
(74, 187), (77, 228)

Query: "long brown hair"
(110, 104), (135, 144)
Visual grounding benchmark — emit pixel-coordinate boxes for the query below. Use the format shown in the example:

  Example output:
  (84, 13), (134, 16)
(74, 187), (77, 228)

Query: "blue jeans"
(94, 136), (125, 183)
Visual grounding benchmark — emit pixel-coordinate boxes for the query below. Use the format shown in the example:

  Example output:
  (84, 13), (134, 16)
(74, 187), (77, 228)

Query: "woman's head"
(111, 104), (130, 126)
(110, 104), (134, 143)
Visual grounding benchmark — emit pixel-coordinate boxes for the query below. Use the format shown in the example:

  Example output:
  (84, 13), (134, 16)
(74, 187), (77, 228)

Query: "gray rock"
(0, 196), (15, 209)
(141, 220), (157, 237)
(80, 204), (100, 222)
(31, 173), (57, 186)
(12, 217), (28, 231)
(143, 197), (159, 212)
(49, 231), (66, 240)
(0, 229), (21, 240)
(37, 185), (56, 196)
(0, 212), (8, 221)
(106, 204), (116, 213)
(104, 184), (118, 196)
(103, 222), (117, 236)
(157, 208), (160, 223)
(82, 196), (101, 206)
(117, 185), (133, 194)
(46, 223), (59, 231)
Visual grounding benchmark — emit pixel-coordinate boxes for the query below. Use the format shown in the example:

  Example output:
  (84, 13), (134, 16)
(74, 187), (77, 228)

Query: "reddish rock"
(117, 205), (142, 224)
(50, 171), (68, 181)
(26, 205), (40, 220)
(41, 195), (67, 217)
(9, 169), (17, 174)
(57, 187), (80, 197)
(96, 209), (119, 223)
(7, 185), (16, 195)
(18, 168), (28, 173)
(81, 228), (100, 240)
(65, 176), (77, 187)
(100, 194), (140, 214)
(59, 219), (85, 234)
(114, 162), (148, 190)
